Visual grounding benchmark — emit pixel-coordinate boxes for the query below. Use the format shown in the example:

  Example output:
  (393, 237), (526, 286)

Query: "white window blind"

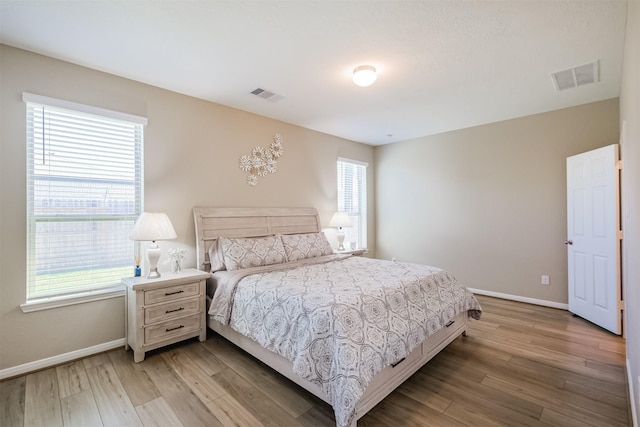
(337, 158), (368, 249)
(24, 93), (145, 301)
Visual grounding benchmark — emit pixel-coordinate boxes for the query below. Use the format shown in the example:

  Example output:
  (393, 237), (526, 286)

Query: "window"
(337, 158), (368, 249)
(24, 93), (145, 306)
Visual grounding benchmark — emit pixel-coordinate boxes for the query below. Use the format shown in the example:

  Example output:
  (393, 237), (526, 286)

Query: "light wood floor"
(1, 295), (631, 426)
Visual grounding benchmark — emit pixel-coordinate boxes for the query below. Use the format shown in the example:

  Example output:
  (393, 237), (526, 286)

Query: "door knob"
(564, 240), (573, 245)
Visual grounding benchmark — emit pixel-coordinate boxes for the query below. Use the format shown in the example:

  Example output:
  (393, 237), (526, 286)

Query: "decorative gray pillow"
(281, 232), (334, 261)
(219, 235), (288, 271)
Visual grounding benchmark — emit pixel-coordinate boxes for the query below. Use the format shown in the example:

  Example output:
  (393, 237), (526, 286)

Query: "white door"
(567, 144), (621, 334)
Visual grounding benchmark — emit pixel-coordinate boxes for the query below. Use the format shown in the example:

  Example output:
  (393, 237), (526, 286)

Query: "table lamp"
(329, 211), (352, 251)
(130, 212), (177, 278)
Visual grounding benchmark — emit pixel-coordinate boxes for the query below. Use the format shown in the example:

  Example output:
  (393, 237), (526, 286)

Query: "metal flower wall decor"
(239, 133), (284, 186)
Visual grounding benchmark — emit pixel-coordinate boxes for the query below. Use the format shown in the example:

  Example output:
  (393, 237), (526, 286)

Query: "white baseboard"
(0, 338), (125, 380)
(629, 358), (639, 427)
(468, 288), (569, 310)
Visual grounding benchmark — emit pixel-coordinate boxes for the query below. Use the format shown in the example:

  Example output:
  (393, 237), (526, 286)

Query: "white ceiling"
(0, 1), (628, 145)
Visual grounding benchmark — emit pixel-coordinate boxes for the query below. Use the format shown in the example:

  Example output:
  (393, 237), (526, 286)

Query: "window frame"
(337, 157), (368, 249)
(21, 93), (147, 312)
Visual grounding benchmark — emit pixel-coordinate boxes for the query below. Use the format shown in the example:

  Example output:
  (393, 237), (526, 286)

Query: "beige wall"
(620, 1), (640, 422)
(374, 99), (619, 304)
(0, 45), (375, 371)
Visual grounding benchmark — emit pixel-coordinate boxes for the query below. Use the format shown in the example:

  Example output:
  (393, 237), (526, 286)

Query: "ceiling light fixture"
(352, 65), (377, 87)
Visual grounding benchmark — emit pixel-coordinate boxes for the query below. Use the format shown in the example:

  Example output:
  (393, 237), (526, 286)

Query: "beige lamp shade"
(130, 212), (177, 242)
(329, 211), (352, 229)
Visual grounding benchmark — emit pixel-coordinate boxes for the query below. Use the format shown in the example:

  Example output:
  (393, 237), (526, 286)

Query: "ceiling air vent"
(250, 88), (284, 103)
(551, 61), (599, 92)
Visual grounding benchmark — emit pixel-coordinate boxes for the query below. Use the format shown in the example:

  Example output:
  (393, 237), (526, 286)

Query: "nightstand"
(123, 268), (209, 363)
(335, 248), (368, 256)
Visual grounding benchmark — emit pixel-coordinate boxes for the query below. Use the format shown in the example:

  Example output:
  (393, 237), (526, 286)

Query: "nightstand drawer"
(144, 282), (200, 305)
(144, 298), (200, 324)
(144, 313), (201, 344)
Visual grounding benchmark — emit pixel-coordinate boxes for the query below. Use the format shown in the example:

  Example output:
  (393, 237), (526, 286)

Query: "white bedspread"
(209, 255), (481, 427)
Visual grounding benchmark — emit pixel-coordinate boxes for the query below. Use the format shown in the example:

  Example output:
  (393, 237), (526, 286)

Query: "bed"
(193, 206), (481, 427)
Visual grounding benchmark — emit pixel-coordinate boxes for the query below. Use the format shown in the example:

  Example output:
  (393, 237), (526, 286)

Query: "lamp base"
(146, 242), (162, 279)
(337, 231), (346, 251)
(147, 268), (161, 279)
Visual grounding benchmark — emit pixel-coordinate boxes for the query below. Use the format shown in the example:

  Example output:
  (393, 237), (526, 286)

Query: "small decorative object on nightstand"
(123, 268), (209, 363)
(134, 242), (142, 277)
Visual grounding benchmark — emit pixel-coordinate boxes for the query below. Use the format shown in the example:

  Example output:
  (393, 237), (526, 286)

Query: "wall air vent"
(551, 61), (599, 92)
(250, 88), (284, 103)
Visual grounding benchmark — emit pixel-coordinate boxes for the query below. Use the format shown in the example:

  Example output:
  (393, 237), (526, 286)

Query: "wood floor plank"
(395, 375), (454, 413)
(211, 364), (306, 427)
(425, 350), (489, 384)
(24, 368), (62, 427)
(445, 333), (513, 362)
(443, 400), (508, 427)
(81, 353), (111, 370)
(585, 358), (627, 378)
(437, 345), (567, 389)
(420, 361), (545, 423)
(141, 353), (223, 427)
(205, 394), (265, 427)
(107, 348), (161, 407)
(482, 374), (629, 427)
(557, 365), (628, 398)
(539, 407), (599, 427)
(59, 390), (102, 427)
(56, 361), (91, 399)
(532, 322), (611, 348)
(181, 340), (226, 376)
(479, 311), (536, 329)
(508, 351), (626, 385)
(530, 334), (626, 365)
(295, 404), (336, 427)
(563, 379), (629, 410)
(202, 335), (315, 418)
(362, 391), (468, 427)
(135, 396), (185, 427)
(599, 339), (626, 354)
(468, 332), (593, 373)
(160, 349), (227, 402)
(472, 320), (534, 344)
(106, 349), (161, 407)
(85, 362), (141, 426)
(411, 372), (545, 427)
(1, 375), (26, 427)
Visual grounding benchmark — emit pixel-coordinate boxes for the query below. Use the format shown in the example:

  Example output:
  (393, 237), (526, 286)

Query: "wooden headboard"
(193, 207), (322, 272)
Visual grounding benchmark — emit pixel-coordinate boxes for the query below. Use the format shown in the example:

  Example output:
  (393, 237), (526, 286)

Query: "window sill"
(20, 286), (125, 313)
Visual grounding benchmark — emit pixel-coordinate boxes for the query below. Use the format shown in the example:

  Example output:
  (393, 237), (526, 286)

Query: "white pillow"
(280, 232), (334, 262)
(219, 235), (288, 271)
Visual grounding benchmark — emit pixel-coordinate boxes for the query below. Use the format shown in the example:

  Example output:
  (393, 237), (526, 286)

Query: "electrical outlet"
(541, 275), (550, 285)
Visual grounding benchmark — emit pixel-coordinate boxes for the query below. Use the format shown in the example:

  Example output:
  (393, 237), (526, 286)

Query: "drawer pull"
(445, 320), (455, 327)
(391, 357), (405, 368)
(165, 290), (184, 296)
(166, 325), (185, 332)
(166, 307), (184, 314)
